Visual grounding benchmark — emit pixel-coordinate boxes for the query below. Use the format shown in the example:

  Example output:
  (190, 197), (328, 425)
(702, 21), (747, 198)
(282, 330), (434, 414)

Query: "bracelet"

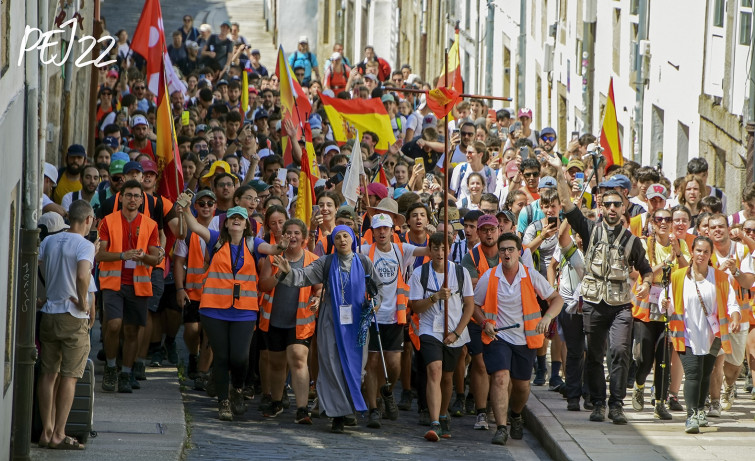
(176, 287), (185, 291)
(429, 293), (437, 303)
(451, 331), (460, 339)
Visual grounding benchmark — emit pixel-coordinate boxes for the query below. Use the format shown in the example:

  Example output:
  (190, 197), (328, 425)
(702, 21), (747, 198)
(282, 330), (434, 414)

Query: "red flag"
(599, 78), (623, 167)
(426, 29), (464, 119)
(131, 0), (167, 95)
(276, 47), (312, 165)
(425, 87), (463, 119)
(155, 61), (184, 201)
(319, 92), (396, 153)
(373, 165), (389, 187)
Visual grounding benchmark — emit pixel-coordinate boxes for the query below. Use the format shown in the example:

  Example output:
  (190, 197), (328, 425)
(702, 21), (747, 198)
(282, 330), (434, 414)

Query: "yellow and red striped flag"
(599, 77), (623, 167)
(294, 124), (320, 225)
(241, 68), (249, 114)
(373, 165), (389, 187)
(276, 46), (311, 165)
(155, 61), (183, 201)
(319, 92), (396, 154)
(427, 28), (464, 119)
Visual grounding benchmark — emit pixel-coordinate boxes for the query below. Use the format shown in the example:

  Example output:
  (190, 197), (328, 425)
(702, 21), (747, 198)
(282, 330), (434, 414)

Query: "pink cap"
(477, 214), (498, 229)
(518, 107), (533, 119)
(367, 182), (388, 199)
(140, 159), (158, 174)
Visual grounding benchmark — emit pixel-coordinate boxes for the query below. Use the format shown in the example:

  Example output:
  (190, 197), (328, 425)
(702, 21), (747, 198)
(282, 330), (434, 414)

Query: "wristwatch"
(734, 268), (742, 277)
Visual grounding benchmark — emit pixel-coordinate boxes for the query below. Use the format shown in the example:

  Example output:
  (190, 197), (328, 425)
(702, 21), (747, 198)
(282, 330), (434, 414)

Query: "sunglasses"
(196, 200), (215, 208)
(603, 201), (623, 208)
(111, 176), (125, 183)
(460, 131), (475, 137)
(385, 162), (396, 167)
(523, 172), (539, 178)
(541, 135), (556, 142)
(744, 227), (755, 234)
(654, 216), (672, 223)
(133, 86), (145, 90)
(101, 92), (112, 96)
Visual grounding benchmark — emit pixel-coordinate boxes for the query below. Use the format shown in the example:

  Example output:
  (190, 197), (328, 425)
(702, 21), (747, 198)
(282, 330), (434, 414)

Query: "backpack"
(455, 163), (494, 194)
(292, 51), (314, 70)
(419, 261), (465, 298)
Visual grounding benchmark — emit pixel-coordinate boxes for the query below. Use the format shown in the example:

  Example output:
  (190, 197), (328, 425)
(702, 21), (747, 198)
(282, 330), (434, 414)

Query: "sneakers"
(685, 411), (699, 434)
(707, 400), (721, 417)
(491, 426), (509, 445)
(133, 361), (147, 381)
(383, 390), (399, 421)
(439, 416), (451, 438)
(721, 384), (735, 411)
(331, 416), (345, 434)
(668, 394), (684, 411)
(366, 408), (382, 428)
(242, 385), (255, 400)
(589, 404), (606, 422)
(418, 408), (431, 426)
(548, 376), (565, 392)
(258, 393), (273, 412)
(398, 389), (413, 411)
(608, 406), (628, 424)
(654, 402), (672, 420)
(149, 348), (164, 367)
(218, 399), (233, 421)
(130, 372), (141, 390)
(509, 415), (524, 439)
(263, 400), (283, 418)
(230, 388), (247, 416)
(194, 372), (208, 391)
(344, 414), (358, 426)
(474, 412), (489, 430)
(102, 365), (118, 392)
(465, 394), (476, 415)
(118, 372), (132, 393)
(697, 409), (709, 427)
(281, 387), (291, 410)
(567, 398), (581, 411)
(166, 342), (178, 365)
(449, 395), (464, 417)
(533, 365), (546, 386)
(632, 386), (644, 411)
(295, 407), (312, 425)
(424, 422), (441, 442)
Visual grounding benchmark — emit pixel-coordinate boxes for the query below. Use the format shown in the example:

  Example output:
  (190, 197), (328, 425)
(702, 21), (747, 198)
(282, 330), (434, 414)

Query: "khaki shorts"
(724, 323), (750, 366)
(39, 312), (90, 378)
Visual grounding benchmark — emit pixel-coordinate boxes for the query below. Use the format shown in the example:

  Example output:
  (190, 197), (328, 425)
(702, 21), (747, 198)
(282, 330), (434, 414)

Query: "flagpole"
(443, 47), (450, 339)
(381, 86), (513, 102)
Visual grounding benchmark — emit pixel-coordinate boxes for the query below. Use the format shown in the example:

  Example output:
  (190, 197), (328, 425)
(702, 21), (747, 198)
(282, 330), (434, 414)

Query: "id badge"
(706, 312), (720, 336)
(433, 315), (444, 333)
(339, 304), (353, 325)
(124, 259), (136, 269)
(648, 285), (662, 304)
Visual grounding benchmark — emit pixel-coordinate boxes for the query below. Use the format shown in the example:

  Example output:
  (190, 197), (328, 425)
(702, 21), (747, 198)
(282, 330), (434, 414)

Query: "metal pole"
(443, 47), (449, 338)
(633, 0), (649, 164)
(583, 0), (597, 134)
(517, 0), (526, 108)
(88, 1), (102, 156)
(485, 1), (495, 97)
(381, 86), (512, 101)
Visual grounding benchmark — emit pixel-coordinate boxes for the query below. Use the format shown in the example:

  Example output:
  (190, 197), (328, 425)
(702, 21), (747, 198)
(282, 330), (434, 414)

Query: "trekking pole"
(372, 311), (392, 398)
(660, 264), (673, 404)
(492, 323), (520, 332)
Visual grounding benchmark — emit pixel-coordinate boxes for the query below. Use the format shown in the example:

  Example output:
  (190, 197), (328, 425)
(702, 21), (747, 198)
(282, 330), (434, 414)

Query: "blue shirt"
(288, 50), (318, 82)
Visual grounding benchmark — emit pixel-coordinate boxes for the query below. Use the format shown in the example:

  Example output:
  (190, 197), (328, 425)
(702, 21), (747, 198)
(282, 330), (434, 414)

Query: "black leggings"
(679, 347), (717, 417)
(633, 321), (671, 401)
(201, 315), (255, 401)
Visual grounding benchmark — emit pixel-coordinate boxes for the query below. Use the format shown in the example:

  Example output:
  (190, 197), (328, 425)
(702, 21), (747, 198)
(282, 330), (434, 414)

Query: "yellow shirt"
(641, 238), (690, 284)
(53, 171), (82, 204)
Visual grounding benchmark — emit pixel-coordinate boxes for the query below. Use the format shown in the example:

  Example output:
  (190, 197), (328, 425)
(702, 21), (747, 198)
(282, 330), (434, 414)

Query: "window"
(741, 11), (752, 44)
(613, 8), (621, 75)
(0, 0), (8, 75)
(630, 0), (640, 15)
(714, 0), (725, 27)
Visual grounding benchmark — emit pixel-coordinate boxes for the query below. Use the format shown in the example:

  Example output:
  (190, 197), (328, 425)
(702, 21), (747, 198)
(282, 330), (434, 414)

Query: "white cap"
(44, 162), (58, 185)
(38, 212), (69, 233)
(199, 24), (212, 33)
(372, 213), (394, 228)
(299, 35), (309, 44)
(331, 52), (342, 61)
(131, 114), (149, 128)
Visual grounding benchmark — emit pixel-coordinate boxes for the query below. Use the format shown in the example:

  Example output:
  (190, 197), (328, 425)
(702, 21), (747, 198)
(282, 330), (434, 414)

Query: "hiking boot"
(632, 386), (644, 411)
(133, 361), (147, 381)
(654, 402), (672, 420)
(533, 365), (546, 386)
(418, 408), (430, 426)
(721, 384), (735, 411)
(491, 426), (509, 445)
(366, 408), (382, 428)
(331, 416), (345, 434)
(668, 394), (684, 411)
(567, 398), (581, 411)
(149, 348), (163, 367)
(242, 385), (255, 400)
(707, 400), (721, 417)
(510, 415), (524, 439)
(344, 414), (358, 426)
(449, 395), (464, 417)
(583, 394), (594, 410)
(194, 373), (207, 391)
(295, 407), (312, 424)
(549, 376), (565, 392)
(439, 416), (451, 438)
(218, 399), (233, 421)
(166, 342), (178, 365)
(589, 404), (606, 422)
(258, 393), (273, 412)
(187, 354), (199, 380)
(465, 394), (476, 415)
(608, 406), (628, 424)
(263, 400), (283, 418)
(118, 372), (132, 393)
(424, 422), (441, 442)
(383, 390), (399, 421)
(206, 370), (217, 398)
(130, 372), (141, 390)
(102, 365), (118, 392)
(398, 389), (413, 411)
(697, 409), (709, 427)
(230, 388), (247, 416)
(474, 412), (489, 430)
(281, 387), (291, 409)
(685, 411), (700, 434)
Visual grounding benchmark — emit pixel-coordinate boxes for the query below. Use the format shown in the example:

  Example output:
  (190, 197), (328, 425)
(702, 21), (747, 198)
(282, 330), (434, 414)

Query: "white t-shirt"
(408, 262), (473, 347)
(39, 232), (95, 318)
(437, 145), (468, 166)
(449, 162), (496, 201)
(405, 111), (421, 136)
(473, 263), (555, 346)
(361, 242), (419, 324)
(713, 241), (755, 307)
(173, 234), (209, 258)
(552, 243), (585, 314)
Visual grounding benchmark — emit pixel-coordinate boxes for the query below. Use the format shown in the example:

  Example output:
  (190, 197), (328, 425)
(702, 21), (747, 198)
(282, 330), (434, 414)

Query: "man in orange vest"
(472, 232), (563, 446)
(361, 212), (429, 429)
(96, 180), (161, 393)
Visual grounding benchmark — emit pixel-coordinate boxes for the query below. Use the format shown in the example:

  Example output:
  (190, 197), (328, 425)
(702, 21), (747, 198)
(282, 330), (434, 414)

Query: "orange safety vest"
(113, 190), (167, 271)
(368, 243), (408, 324)
(200, 238), (259, 311)
(98, 211), (157, 296)
(629, 213), (645, 238)
(711, 242), (755, 325)
(631, 239), (685, 322)
(481, 265), (544, 349)
(184, 232), (209, 302)
(258, 250), (318, 338)
(470, 246), (499, 280)
(668, 267), (732, 354)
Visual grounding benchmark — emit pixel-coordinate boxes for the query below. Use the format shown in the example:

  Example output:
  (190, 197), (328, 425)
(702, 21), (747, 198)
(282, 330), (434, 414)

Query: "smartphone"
(312, 205), (321, 216)
(451, 129), (460, 137)
(326, 172), (344, 188)
(414, 157), (424, 166)
(487, 109), (496, 119)
(548, 216), (558, 227)
(276, 168), (287, 184)
(519, 146), (529, 160)
(181, 110), (190, 126)
(198, 149), (209, 160)
(571, 131), (580, 141)
(575, 172), (585, 189)
(233, 283), (240, 300)
(199, 74), (205, 80)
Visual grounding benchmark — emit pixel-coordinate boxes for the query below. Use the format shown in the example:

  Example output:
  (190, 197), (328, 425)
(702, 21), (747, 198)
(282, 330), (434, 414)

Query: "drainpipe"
(582, 0), (596, 134)
(517, 0), (526, 107)
(633, 0), (649, 164)
(484, 0), (494, 96)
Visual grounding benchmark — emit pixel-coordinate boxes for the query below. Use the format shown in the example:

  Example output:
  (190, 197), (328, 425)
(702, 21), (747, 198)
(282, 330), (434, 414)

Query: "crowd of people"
(34, 13), (755, 451)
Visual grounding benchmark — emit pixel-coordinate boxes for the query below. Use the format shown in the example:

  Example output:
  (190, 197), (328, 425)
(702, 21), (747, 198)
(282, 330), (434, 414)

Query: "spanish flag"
(155, 61), (183, 201)
(373, 165), (389, 187)
(241, 68), (249, 114)
(276, 46), (311, 165)
(294, 124), (320, 226)
(599, 77), (623, 167)
(427, 28), (464, 119)
(319, 92), (396, 154)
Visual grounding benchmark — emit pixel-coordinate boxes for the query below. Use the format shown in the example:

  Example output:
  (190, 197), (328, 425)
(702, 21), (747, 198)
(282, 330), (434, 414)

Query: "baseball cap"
(323, 145), (340, 157)
(335, 206), (357, 222)
(496, 109), (511, 119)
(646, 183), (668, 200)
(371, 213), (394, 229)
(497, 210), (516, 224)
(367, 182), (388, 200)
(540, 127), (556, 137)
(131, 114), (148, 128)
(106, 69), (119, 79)
(248, 179), (271, 192)
(103, 136), (119, 148)
(109, 159), (127, 176)
(221, 20), (231, 28)
(331, 52), (342, 61)
(140, 159), (158, 174)
(477, 214), (498, 229)
(123, 161), (143, 174)
(111, 151), (130, 163)
(216, 79), (229, 87)
(226, 206), (248, 220)
(199, 24), (212, 33)
(195, 124), (208, 134)
(38, 212), (69, 234)
(250, 49), (260, 56)
(538, 176), (557, 189)
(603, 174), (631, 191)
(566, 159), (585, 172)
(299, 35), (309, 44)
(193, 189), (217, 204)
(185, 40), (199, 51)
(381, 94), (395, 104)
(364, 73), (378, 82)
(518, 107), (533, 119)
(67, 143), (86, 156)
(254, 109), (269, 121)
(43, 162), (58, 185)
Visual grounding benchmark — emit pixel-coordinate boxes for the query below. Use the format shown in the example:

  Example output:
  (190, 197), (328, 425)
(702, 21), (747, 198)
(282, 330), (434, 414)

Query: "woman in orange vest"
(258, 218), (321, 424)
(179, 201), (289, 421)
(661, 236), (741, 434)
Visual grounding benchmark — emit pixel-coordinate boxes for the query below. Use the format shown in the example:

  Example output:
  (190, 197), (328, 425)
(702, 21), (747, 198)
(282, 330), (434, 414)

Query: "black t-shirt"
(207, 35), (233, 68)
(401, 136), (441, 171)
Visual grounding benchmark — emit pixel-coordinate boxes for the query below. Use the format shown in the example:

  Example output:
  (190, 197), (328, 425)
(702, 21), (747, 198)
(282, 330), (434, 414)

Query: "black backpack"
(419, 261), (466, 298)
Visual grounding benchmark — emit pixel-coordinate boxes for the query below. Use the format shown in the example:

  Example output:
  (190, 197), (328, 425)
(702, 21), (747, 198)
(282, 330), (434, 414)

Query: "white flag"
(342, 129), (363, 207)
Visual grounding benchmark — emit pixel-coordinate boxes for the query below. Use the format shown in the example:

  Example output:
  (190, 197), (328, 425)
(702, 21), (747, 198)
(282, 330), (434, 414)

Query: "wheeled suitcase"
(65, 358), (94, 443)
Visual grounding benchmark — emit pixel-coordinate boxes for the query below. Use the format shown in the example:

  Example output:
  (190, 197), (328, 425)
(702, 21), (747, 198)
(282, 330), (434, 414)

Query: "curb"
(522, 390), (591, 461)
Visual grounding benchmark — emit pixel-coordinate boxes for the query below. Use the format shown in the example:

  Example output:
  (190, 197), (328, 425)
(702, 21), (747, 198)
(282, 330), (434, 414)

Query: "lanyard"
(692, 268), (710, 317)
(337, 261), (349, 305)
(231, 243), (242, 275)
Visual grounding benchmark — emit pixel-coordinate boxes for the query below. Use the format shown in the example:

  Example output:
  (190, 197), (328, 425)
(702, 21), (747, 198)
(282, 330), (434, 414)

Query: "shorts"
(419, 334), (463, 372)
(483, 338), (537, 380)
(183, 300), (201, 324)
(39, 313), (90, 378)
(368, 323), (404, 352)
(264, 325), (312, 352)
(466, 322), (484, 356)
(724, 323), (750, 366)
(147, 268), (165, 313)
(103, 285), (149, 327)
(159, 283), (181, 313)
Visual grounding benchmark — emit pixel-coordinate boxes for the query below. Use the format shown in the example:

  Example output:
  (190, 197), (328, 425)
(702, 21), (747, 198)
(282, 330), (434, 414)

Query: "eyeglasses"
(133, 86), (145, 90)
(498, 247), (517, 254)
(111, 175), (125, 183)
(479, 227), (497, 234)
(523, 172), (539, 178)
(386, 162), (396, 167)
(654, 216), (673, 223)
(241, 195), (260, 202)
(461, 131), (475, 137)
(123, 193), (142, 200)
(541, 135), (556, 142)
(744, 227), (755, 234)
(196, 200), (215, 208)
(603, 201), (623, 208)
(217, 182), (234, 188)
